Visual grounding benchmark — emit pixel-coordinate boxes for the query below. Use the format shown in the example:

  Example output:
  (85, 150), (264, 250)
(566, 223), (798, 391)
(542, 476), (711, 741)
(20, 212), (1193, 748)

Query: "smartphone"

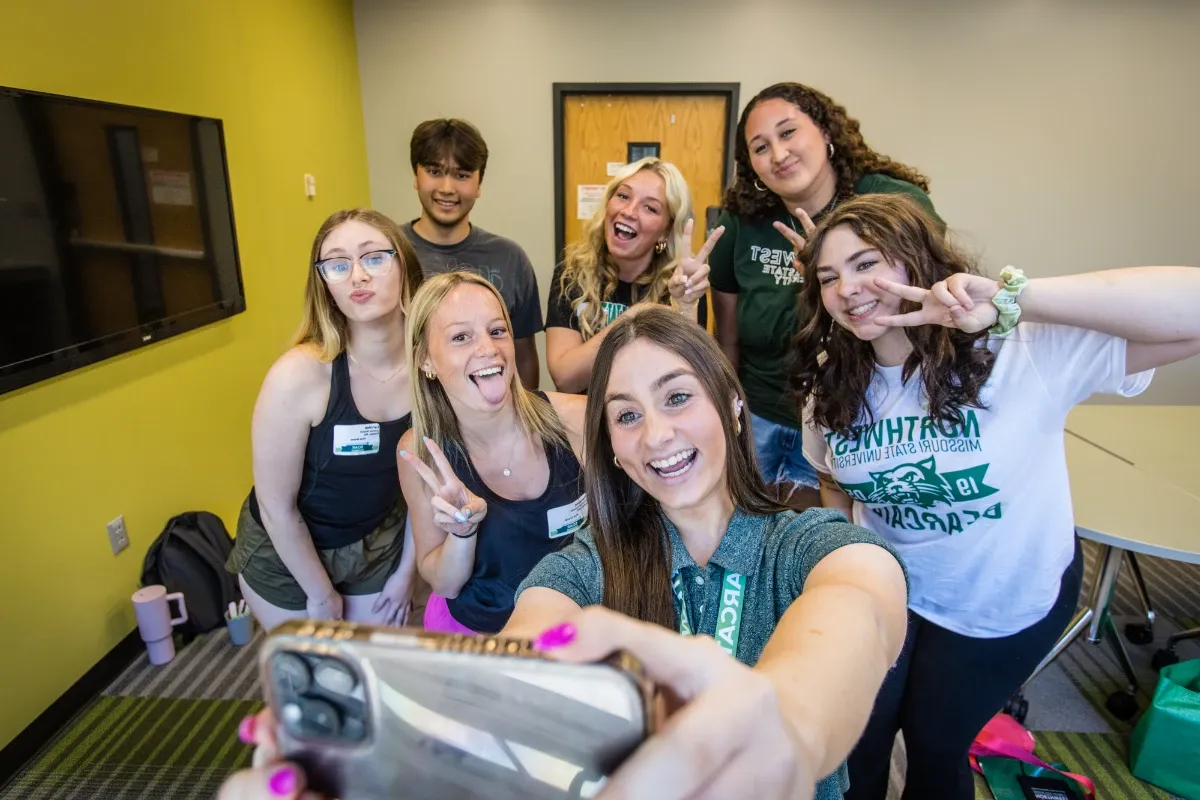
(260, 620), (654, 800)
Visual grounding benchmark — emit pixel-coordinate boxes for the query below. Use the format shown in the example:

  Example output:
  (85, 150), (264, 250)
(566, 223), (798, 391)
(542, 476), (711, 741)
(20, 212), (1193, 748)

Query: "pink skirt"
(423, 593), (478, 636)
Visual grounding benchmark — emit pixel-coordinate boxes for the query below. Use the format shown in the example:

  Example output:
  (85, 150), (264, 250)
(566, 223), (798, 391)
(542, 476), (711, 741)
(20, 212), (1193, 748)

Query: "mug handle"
(165, 592), (188, 627)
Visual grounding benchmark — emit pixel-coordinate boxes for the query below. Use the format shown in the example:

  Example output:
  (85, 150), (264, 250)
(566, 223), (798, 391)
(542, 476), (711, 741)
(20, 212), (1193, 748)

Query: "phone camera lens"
(271, 652), (312, 695)
(298, 696), (342, 738)
(314, 657), (358, 696)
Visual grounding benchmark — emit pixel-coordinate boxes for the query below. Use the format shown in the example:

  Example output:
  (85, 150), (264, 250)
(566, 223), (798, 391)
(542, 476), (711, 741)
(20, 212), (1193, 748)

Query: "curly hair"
(724, 82), (931, 221)
(790, 194), (996, 439)
(558, 158), (692, 340)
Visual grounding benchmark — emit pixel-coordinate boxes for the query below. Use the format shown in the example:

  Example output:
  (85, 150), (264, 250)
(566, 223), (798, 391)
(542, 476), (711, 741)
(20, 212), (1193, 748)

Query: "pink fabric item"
(970, 713), (1096, 799)
(423, 593), (478, 635)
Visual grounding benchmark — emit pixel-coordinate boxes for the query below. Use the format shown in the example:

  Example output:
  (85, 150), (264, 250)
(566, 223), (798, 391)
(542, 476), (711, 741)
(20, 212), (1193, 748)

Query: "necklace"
(468, 429), (527, 478)
(787, 191), (843, 233)
(346, 350), (405, 384)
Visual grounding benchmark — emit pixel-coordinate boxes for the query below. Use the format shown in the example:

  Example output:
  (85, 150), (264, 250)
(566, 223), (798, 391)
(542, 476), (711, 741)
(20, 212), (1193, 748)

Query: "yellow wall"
(0, 0), (371, 749)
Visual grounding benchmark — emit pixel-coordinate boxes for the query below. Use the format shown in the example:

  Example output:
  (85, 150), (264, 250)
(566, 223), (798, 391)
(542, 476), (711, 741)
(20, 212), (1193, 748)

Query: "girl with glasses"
(226, 208), (425, 631)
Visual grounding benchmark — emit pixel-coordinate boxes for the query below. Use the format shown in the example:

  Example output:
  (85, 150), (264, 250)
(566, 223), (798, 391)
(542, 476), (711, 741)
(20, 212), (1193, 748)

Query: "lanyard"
(671, 568), (744, 658)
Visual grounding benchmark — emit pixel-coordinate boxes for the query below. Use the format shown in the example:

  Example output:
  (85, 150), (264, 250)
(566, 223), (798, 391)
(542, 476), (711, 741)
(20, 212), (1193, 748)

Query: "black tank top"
(249, 353), (410, 550)
(445, 396), (586, 634)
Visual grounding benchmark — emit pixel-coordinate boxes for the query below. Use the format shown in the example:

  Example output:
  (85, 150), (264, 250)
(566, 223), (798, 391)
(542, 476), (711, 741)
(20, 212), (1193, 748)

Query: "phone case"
(260, 620), (654, 800)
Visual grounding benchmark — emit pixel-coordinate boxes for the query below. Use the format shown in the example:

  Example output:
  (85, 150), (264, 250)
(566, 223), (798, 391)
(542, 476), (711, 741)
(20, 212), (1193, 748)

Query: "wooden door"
(562, 94), (728, 330)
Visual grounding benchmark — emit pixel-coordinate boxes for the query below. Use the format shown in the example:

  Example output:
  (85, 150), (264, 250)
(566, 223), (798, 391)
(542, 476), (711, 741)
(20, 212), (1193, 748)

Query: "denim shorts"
(750, 411), (820, 489)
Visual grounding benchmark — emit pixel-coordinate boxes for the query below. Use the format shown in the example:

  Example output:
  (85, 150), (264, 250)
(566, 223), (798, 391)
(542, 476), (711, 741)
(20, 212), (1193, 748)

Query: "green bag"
(978, 756), (1085, 799)
(1130, 658), (1200, 799)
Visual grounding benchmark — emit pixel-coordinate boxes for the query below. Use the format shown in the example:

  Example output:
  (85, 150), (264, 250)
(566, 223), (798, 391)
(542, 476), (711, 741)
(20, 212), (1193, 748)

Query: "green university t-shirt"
(709, 174), (941, 429)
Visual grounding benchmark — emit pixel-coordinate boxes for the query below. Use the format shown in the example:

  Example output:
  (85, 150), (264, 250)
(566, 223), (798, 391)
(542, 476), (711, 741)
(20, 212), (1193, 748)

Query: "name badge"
(546, 494), (587, 539)
(332, 423), (380, 455)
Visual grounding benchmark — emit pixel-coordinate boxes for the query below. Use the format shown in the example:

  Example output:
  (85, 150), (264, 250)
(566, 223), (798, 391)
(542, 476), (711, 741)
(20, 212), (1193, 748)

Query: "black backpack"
(141, 511), (241, 641)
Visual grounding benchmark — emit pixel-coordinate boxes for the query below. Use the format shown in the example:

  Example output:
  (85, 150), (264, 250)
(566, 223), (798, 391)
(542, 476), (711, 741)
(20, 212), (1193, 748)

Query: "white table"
(1018, 408), (1200, 719)
(1067, 405), (1200, 498)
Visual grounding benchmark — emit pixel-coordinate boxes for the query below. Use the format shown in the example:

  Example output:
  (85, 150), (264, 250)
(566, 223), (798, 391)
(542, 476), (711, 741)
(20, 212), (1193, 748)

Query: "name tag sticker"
(547, 494), (587, 539)
(333, 423), (380, 455)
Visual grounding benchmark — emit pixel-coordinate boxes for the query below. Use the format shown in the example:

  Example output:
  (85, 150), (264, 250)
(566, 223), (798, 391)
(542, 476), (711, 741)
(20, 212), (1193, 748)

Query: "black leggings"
(846, 536), (1084, 800)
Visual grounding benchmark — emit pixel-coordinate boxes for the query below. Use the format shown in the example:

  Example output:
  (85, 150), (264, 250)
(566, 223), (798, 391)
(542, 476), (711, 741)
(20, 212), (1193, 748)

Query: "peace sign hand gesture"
(399, 437), (487, 538)
(670, 218), (724, 308)
(771, 207), (818, 266)
(872, 273), (1003, 333)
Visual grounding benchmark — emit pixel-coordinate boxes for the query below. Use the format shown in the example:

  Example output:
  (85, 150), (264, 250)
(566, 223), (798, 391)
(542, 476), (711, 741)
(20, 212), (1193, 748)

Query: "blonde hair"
(558, 158), (693, 339)
(406, 271), (568, 463)
(293, 208), (424, 361)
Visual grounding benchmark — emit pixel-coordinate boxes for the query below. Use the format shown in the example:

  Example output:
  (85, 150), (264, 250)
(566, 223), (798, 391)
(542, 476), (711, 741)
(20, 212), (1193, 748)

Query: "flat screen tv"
(0, 85), (245, 395)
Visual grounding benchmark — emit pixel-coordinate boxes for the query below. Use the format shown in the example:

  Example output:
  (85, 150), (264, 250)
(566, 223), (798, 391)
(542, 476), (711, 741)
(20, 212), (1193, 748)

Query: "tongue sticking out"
(471, 369), (507, 405)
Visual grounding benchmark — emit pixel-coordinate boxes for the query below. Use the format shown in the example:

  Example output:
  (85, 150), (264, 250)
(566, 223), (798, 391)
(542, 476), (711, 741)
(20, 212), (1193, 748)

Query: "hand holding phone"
(220, 609), (819, 800)
(252, 621), (652, 800)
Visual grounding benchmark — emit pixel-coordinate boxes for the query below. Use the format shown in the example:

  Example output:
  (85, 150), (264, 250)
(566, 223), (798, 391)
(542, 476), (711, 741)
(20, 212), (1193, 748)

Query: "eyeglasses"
(315, 249), (397, 283)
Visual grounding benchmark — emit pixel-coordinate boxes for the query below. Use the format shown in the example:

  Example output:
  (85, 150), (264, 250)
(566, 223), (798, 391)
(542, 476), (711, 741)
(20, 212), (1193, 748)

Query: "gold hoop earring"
(736, 418), (742, 435)
(753, 178), (767, 192)
(613, 455), (621, 469)
(654, 240), (667, 255)
(424, 370), (435, 380)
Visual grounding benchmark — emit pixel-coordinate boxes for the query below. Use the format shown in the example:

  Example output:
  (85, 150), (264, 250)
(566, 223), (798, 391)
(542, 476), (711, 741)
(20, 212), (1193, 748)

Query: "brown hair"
(584, 306), (785, 629)
(294, 208), (424, 361)
(724, 82), (931, 220)
(791, 194), (996, 438)
(406, 271), (567, 465)
(409, 118), (489, 179)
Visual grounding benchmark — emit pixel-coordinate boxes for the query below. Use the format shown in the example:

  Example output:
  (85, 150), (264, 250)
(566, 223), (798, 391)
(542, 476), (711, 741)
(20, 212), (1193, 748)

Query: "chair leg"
(1153, 626), (1200, 672)
(1122, 552), (1157, 645)
(1165, 626), (1200, 650)
(1088, 545), (1122, 643)
(1102, 613), (1143, 719)
(1102, 614), (1140, 694)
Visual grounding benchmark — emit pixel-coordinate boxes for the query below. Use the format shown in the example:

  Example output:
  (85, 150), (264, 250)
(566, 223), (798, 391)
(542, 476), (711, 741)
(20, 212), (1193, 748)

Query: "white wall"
(354, 0), (1200, 403)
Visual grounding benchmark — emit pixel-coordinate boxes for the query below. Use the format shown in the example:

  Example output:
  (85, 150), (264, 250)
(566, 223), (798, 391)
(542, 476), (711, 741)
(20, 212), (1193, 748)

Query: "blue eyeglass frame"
(313, 248), (398, 280)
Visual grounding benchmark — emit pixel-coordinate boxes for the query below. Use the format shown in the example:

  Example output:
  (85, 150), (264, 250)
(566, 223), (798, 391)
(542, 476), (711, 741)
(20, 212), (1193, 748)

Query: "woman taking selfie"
(397, 271), (588, 636)
(226, 209), (423, 631)
(709, 81), (939, 505)
(791, 193), (1200, 799)
(219, 307), (908, 800)
(546, 157), (720, 393)
(504, 307), (909, 799)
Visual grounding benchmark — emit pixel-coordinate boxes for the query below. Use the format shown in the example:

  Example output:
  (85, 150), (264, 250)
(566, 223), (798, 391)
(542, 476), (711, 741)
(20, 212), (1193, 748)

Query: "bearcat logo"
(866, 458), (957, 508)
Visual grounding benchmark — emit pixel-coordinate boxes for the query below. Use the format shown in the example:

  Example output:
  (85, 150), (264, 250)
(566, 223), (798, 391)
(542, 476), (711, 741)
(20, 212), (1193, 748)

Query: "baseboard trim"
(0, 627), (143, 789)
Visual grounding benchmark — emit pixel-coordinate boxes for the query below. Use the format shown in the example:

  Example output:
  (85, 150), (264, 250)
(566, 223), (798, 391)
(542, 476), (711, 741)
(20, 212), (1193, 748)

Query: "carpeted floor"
(3, 540), (1197, 799)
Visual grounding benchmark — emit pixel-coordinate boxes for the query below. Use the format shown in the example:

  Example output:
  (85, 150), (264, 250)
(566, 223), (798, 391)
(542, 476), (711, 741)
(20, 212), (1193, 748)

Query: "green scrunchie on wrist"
(989, 266), (1027, 338)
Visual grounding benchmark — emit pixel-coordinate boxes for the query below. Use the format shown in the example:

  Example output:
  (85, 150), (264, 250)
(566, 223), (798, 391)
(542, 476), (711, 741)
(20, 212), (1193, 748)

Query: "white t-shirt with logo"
(802, 323), (1153, 638)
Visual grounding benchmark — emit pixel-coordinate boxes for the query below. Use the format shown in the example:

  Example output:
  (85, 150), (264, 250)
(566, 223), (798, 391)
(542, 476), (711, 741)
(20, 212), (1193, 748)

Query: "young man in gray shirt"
(402, 119), (543, 389)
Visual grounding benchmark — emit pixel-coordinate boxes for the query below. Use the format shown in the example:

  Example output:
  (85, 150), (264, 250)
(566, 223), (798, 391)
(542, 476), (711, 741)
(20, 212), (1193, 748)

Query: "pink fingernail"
(532, 622), (576, 651)
(269, 765), (299, 796)
(237, 714), (256, 744)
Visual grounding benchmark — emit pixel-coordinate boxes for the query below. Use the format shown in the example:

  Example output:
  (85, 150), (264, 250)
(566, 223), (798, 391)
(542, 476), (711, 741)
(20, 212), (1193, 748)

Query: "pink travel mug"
(132, 585), (188, 665)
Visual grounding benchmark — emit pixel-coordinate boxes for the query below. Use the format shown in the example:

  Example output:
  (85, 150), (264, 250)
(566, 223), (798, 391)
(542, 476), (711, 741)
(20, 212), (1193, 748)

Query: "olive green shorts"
(226, 498), (406, 611)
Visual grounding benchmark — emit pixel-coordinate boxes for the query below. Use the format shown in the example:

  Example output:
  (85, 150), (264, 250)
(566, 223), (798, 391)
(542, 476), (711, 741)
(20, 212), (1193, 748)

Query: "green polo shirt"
(516, 507), (906, 800)
(708, 173), (942, 429)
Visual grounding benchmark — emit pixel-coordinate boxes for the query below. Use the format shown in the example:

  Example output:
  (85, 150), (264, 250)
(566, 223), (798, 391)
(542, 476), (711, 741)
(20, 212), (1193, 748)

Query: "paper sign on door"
(577, 185), (606, 220)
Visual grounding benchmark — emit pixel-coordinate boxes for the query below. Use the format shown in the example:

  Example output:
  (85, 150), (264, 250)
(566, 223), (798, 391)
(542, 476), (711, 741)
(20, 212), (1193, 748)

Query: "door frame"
(552, 82), (740, 261)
